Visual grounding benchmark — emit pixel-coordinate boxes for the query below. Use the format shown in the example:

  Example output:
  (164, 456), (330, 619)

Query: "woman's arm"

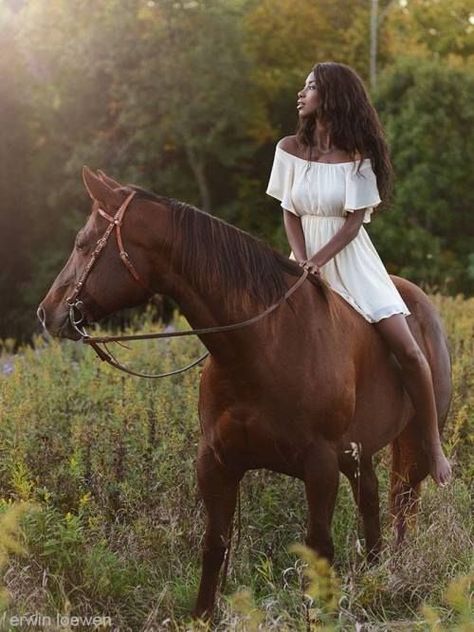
(283, 209), (307, 262)
(305, 209), (366, 272)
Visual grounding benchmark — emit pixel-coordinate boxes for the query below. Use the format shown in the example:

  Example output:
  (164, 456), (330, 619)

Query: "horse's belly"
(347, 358), (412, 453)
(201, 386), (356, 476)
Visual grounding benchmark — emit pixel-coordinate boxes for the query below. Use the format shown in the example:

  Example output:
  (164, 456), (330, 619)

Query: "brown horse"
(38, 168), (451, 620)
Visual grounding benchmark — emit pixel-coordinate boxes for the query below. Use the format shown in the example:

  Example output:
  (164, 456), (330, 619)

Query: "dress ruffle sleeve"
(266, 143), (299, 216)
(344, 160), (382, 224)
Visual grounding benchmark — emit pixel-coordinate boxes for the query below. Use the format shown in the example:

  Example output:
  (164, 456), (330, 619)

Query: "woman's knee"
(395, 343), (426, 369)
(375, 317), (428, 369)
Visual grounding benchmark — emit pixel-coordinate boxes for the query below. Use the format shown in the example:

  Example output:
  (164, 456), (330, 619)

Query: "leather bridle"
(65, 188), (310, 379)
(65, 190), (149, 308)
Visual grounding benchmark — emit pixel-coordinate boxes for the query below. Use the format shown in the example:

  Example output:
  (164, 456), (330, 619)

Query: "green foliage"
(289, 544), (340, 629)
(0, 0), (474, 340)
(0, 501), (35, 612)
(422, 574), (474, 632)
(0, 298), (472, 628)
(371, 57), (474, 294)
(385, 0), (474, 60)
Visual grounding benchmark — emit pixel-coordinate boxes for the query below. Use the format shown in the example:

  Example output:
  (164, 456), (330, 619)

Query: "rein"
(66, 189), (309, 379)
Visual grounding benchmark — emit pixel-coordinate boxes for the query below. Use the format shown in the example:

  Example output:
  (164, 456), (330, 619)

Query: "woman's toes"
(431, 454), (452, 486)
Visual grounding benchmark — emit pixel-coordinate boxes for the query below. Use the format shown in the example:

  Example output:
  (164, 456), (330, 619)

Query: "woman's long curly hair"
(296, 61), (393, 207)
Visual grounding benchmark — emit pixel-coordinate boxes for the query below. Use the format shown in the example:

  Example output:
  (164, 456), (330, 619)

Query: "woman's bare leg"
(374, 314), (451, 486)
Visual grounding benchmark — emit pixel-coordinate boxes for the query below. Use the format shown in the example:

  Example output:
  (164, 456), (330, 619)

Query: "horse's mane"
(128, 185), (328, 312)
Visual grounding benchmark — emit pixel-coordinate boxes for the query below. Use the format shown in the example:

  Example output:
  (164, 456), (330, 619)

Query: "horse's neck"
(145, 199), (316, 363)
(151, 249), (268, 363)
(166, 268), (254, 361)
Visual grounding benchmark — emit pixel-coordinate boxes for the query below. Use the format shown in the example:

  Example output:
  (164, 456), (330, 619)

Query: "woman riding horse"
(266, 61), (451, 487)
(37, 65), (452, 620)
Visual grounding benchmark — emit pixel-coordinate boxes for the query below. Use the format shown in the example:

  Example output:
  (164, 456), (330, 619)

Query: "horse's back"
(197, 274), (452, 474)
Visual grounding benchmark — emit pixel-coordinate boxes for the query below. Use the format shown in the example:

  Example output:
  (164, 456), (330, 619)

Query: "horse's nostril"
(37, 306), (46, 327)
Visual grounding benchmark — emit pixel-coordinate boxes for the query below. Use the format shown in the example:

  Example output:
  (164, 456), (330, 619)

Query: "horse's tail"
(390, 424), (424, 545)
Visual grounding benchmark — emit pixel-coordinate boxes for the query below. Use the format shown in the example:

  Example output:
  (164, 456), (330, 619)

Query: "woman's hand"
(299, 259), (320, 276)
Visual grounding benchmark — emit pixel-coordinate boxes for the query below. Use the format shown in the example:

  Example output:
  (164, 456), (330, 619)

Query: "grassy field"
(0, 296), (472, 631)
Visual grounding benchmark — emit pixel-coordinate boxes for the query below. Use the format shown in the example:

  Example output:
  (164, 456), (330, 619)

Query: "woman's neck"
(313, 122), (334, 153)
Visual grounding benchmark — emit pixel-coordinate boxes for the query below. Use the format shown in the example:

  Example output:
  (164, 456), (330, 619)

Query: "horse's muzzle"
(36, 302), (82, 340)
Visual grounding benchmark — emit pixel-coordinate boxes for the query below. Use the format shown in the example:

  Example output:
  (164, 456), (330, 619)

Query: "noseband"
(65, 188), (310, 379)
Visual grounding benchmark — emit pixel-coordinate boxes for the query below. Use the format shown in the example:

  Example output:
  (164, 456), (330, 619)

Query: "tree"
(0, 3), (35, 339)
(1, 0), (473, 341)
(111, 0), (259, 212)
(384, 0), (474, 61)
(370, 57), (474, 293)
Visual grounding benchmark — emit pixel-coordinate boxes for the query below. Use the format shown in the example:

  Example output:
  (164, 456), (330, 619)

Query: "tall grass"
(0, 297), (472, 630)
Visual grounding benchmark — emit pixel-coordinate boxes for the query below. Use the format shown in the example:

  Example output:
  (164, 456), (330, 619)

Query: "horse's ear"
(82, 166), (122, 209)
(97, 169), (122, 190)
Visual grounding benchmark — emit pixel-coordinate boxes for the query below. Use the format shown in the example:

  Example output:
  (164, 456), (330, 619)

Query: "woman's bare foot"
(429, 448), (452, 486)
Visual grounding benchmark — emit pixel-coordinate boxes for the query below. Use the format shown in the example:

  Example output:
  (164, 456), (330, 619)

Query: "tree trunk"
(183, 139), (212, 213)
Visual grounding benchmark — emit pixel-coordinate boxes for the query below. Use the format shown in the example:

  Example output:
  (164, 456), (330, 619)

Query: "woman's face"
(297, 72), (319, 118)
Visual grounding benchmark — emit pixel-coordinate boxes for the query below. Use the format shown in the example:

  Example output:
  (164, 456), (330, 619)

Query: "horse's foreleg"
(346, 456), (381, 563)
(303, 441), (339, 563)
(193, 443), (242, 621)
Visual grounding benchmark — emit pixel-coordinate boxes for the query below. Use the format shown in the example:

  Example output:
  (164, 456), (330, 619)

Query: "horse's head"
(38, 167), (164, 339)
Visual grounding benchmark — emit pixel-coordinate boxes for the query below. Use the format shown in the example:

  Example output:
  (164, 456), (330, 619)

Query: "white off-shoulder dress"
(266, 141), (410, 323)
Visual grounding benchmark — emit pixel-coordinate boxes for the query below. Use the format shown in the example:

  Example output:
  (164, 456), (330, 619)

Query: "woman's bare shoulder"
(277, 136), (299, 155)
(277, 137), (365, 162)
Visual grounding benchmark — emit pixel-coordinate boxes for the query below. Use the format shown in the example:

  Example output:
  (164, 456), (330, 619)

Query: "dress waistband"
(301, 214), (345, 220)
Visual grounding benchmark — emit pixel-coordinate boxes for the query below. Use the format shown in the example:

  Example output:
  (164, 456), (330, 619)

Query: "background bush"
(0, 296), (472, 629)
